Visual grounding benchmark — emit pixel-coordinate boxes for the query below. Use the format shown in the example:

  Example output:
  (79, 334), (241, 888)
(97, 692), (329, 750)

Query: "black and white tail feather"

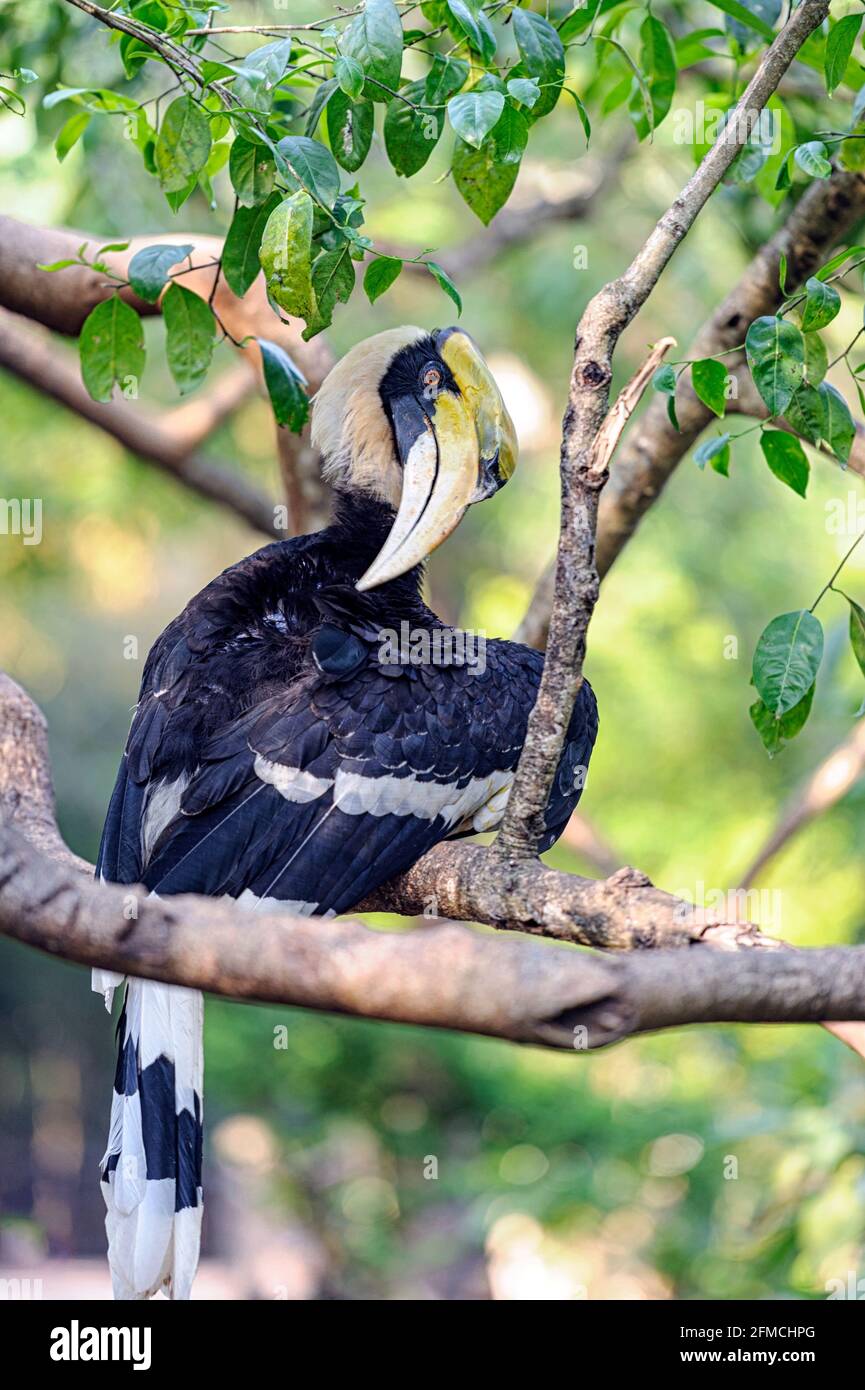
(94, 967), (203, 1300)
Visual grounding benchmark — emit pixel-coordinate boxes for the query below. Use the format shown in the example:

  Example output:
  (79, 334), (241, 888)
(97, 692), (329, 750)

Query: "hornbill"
(93, 325), (598, 1300)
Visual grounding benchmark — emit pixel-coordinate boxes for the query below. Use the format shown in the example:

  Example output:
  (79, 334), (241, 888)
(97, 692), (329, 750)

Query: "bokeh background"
(2, 0), (865, 1300)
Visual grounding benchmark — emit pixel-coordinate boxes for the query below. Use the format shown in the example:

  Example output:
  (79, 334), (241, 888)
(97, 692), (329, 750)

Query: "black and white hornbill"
(93, 325), (598, 1300)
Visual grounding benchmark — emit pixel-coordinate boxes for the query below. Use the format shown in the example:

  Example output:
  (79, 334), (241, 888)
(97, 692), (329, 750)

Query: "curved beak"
(356, 329), (518, 592)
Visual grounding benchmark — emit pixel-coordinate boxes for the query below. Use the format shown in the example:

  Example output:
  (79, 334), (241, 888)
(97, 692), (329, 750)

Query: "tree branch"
(497, 0), (831, 852)
(6, 674), (865, 1049)
(0, 216), (335, 535)
(0, 673), (764, 954)
(5, 813), (865, 1048)
(0, 309), (279, 536)
(516, 166), (865, 649)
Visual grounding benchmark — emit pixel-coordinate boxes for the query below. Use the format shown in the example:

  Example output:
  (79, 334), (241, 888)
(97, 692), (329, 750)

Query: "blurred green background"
(2, 0), (865, 1300)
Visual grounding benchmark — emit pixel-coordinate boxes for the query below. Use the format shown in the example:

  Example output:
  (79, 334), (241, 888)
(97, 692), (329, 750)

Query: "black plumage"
(99, 491), (597, 911)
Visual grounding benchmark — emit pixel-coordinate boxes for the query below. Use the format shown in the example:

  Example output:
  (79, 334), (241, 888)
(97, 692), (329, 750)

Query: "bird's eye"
(421, 364), (442, 396)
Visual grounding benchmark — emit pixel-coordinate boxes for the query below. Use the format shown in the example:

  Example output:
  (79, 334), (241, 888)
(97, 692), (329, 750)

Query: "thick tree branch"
(0, 673), (764, 954)
(6, 675), (865, 1050)
(5, 815), (865, 1047)
(498, 0), (830, 851)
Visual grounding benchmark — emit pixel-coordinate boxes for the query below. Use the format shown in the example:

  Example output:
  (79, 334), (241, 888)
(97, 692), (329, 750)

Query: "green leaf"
(759, 430), (810, 497)
(652, 363), (680, 430)
(847, 596), (865, 681)
(162, 283), (215, 396)
(490, 104), (529, 165)
(800, 276), (841, 332)
(425, 54), (469, 106)
(164, 173), (198, 214)
(803, 331), (828, 386)
(818, 381), (855, 462)
(794, 140), (832, 179)
(55, 110), (90, 162)
(258, 338), (309, 431)
(752, 610), (824, 718)
(750, 682), (815, 757)
(448, 90), (505, 148)
(511, 8), (565, 119)
(304, 79), (337, 136)
(691, 359), (728, 418)
(629, 14), (676, 140)
(127, 242), (194, 304)
(563, 87), (592, 144)
(79, 295), (145, 404)
(452, 132), (519, 224)
(785, 384), (824, 445)
(703, 0), (775, 40)
(43, 86), (138, 113)
(223, 193), (281, 299)
(694, 433), (731, 475)
(384, 81), (443, 175)
(364, 254), (403, 303)
(229, 137), (276, 207)
(275, 135), (341, 206)
(327, 92), (375, 172)
(232, 38), (293, 115)
(506, 77), (540, 110)
(815, 244), (865, 281)
(446, 1), (497, 65)
(302, 245), (356, 339)
(335, 55), (365, 101)
(155, 95), (212, 193)
(342, 0), (403, 99)
(425, 260), (462, 315)
(825, 14), (862, 95)
(745, 316), (805, 415)
(260, 191), (316, 322)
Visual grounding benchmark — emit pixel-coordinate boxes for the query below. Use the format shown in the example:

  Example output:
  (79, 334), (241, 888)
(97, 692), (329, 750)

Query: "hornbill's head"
(310, 325), (518, 591)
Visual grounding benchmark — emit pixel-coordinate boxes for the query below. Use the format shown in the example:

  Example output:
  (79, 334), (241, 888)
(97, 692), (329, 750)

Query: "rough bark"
(498, 0), (831, 847)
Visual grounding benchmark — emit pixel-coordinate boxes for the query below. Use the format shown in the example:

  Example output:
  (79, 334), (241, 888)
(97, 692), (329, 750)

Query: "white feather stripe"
(170, 1201), (203, 1301)
(131, 1178), (176, 1296)
(103, 1175), (175, 1299)
(333, 766), (514, 826)
(252, 753), (333, 803)
(236, 888), (320, 915)
(138, 978), (175, 1071)
(92, 967), (125, 1012)
(112, 1093), (147, 1216)
(141, 773), (189, 863)
(169, 985), (204, 1117)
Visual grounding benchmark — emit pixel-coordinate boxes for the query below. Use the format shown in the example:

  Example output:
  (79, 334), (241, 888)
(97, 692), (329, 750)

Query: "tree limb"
(0, 215), (335, 535)
(0, 672), (765, 954)
(7, 674), (865, 1051)
(498, 0), (831, 851)
(516, 167), (865, 649)
(0, 309), (279, 536)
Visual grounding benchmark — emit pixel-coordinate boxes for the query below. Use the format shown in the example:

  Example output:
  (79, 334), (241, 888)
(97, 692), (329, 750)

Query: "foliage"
(1, 0), (861, 449)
